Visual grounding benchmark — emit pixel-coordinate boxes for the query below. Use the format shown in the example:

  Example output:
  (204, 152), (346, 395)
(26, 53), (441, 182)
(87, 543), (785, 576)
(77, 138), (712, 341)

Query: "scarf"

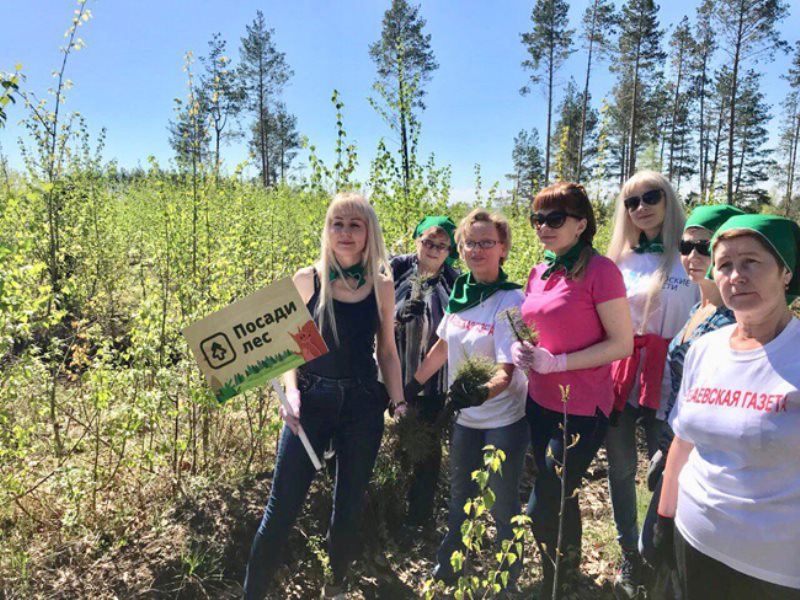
(633, 232), (664, 254)
(541, 240), (594, 280)
(445, 269), (522, 314)
(329, 263), (366, 289)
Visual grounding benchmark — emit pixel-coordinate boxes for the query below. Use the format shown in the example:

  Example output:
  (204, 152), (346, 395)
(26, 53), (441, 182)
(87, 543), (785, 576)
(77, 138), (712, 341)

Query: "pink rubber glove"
(511, 340), (536, 371)
(279, 388), (301, 434)
(530, 346), (568, 374)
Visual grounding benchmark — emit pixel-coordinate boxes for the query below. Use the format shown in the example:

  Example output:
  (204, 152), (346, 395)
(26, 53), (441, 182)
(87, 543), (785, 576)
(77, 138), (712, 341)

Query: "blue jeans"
(243, 372), (385, 599)
(526, 400), (608, 582)
(435, 417), (530, 581)
(605, 403), (662, 549)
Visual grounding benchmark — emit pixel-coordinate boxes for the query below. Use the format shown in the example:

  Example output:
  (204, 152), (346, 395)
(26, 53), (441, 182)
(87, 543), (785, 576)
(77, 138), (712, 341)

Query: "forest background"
(1, 0), (799, 597)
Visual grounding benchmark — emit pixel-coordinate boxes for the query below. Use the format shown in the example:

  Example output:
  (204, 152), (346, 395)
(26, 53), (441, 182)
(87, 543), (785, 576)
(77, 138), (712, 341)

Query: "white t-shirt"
(617, 252), (698, 415)
(436, 289), (527, 429)
(670, 318), (800, 589)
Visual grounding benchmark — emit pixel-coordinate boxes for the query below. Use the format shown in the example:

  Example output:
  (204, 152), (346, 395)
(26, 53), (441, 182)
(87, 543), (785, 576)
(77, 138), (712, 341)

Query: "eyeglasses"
(623, 189), (663, 211)
(419, 238), (450, 253)
(463, 239), (499, 250)
(679, 239), (711, 257)
(529, 211), (583, 230)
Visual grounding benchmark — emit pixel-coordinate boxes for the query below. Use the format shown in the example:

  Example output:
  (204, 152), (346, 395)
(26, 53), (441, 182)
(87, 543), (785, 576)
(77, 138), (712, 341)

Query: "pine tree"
(552, 79), (598, 182)
(665, 17), (696, 185)
(248, 101), (300, 185)
(577, 0), (616, 182)
(712, 0), (789, 204)
(200, 33), (244, 176)
(369, 0), (438, 199)
(520, 0), (574, 185)
(506, 129), (545, 204)
(238, 11), (293, 187)
(775, 40), (800, 216)
(611, 0), (665, 179)
(693, 0), (718, 201)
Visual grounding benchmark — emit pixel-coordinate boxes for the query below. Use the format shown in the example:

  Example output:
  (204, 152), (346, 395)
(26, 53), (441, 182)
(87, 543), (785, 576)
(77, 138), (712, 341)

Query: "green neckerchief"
(329, 263), (366, 289)
(542, 240), (594, 280)
(633, 231), (664, 254)
(445, 269), (522, 314)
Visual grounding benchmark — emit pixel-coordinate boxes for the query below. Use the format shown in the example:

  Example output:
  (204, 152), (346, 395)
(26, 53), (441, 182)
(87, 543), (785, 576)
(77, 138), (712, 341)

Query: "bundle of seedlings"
(498, 306), (539, 345)
(387, 402), (438, 466)
(436, 354), (498, 429)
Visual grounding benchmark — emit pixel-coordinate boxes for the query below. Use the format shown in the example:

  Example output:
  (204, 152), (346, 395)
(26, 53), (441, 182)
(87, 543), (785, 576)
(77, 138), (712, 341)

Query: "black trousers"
(674, 527), (800, 600)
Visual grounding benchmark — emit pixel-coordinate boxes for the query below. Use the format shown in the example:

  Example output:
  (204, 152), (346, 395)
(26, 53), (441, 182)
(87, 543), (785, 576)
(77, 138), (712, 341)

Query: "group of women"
(241, 173), (800, 600)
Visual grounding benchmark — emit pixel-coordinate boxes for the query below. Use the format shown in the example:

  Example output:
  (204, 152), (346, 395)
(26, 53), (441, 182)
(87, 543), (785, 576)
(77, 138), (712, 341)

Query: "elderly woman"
(407, 208), (529, 587)
(605, 171), (698, 597)
(390, 216), (459, 529)
(656, 214), (800, 600)
(639, 205), (744, 596)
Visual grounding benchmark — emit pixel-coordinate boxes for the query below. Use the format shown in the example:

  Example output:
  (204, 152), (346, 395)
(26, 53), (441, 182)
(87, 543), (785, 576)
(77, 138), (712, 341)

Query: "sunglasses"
(529, 211), (583, 230)
(623, 189), (663, 211)
(679, 239), (711, 257)
(419, 238), (450, 253)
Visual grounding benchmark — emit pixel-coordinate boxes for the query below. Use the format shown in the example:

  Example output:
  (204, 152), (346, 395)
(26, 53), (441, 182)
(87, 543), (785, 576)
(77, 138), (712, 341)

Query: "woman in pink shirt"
(512, 182), (633, 598)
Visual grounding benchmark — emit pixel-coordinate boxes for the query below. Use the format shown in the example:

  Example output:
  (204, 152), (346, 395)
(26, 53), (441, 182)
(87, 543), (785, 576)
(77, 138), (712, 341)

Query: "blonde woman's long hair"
(606, 171), (686, 333)
(316, 192), (390, 345)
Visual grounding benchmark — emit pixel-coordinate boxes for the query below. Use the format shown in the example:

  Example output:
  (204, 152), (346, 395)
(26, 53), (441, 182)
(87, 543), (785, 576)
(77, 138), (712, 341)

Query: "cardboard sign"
(183, 277), (327, 403)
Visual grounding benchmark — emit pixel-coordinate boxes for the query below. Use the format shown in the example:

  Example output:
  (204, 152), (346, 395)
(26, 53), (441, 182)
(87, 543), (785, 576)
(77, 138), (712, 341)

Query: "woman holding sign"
(243, 193), (405, 600)
(655, 215), (800, 599)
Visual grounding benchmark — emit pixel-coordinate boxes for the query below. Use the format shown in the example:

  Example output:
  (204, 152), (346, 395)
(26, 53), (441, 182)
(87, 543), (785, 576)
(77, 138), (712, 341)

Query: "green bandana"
(329, 263), (366, 289)
(414, 215), (459, 265)
(633, 232), (664, 254)
(709, 214), (800, 301)
(685, 204), (745, 233)
(542, 240), (594, 280)
(445, 269), (522, 314)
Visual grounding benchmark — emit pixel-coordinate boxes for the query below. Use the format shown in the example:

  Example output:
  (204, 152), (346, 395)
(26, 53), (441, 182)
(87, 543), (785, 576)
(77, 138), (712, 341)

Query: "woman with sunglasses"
(389, 216), (460, 532)
(655, 215), (800, 599)
(605, 171), (698, 599)
(638, 204), (743, 598)
(243, 193), (406, 600)
(512, 182), (633, 597)
(406, 209), (529, 588)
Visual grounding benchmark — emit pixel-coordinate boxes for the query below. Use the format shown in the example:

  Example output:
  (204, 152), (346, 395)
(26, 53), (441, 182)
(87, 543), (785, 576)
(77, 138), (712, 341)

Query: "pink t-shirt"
(521, 255), (627, 416)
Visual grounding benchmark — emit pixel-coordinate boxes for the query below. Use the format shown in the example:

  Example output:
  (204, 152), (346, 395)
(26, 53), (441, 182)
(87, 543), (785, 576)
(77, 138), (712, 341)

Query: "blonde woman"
(243, 193), (405, 600)
(604, 171), (697, 599)
(409, 209), (529, 587)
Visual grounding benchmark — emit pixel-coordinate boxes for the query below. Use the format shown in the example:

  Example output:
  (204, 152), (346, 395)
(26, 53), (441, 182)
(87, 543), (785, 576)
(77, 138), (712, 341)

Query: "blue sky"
(1, 0), (798, 201)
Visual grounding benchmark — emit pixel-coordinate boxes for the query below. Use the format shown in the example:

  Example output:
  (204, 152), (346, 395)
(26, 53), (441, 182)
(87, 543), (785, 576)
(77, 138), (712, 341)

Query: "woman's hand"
(529, 346), (568, 374)
(279, 388), (302, 435)
(391, 401), (408, 420)
(511, 340), (536, 370)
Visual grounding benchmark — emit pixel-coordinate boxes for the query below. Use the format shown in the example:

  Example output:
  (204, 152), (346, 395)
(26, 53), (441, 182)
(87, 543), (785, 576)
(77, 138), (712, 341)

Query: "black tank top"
(300, 270), (379, 380)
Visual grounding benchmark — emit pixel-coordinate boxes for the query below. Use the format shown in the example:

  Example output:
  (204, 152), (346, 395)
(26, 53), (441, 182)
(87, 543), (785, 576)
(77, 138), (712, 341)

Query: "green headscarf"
(709, 214), (800, 301)
(413, 216), (459, 265)
(685, 204), (745, 233)
(445, 269), (522, 314)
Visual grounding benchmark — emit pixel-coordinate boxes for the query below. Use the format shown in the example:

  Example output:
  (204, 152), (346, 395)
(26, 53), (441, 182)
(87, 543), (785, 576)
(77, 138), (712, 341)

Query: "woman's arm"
(282, 267), (317, 393)
(486, 363), (515, 399)
(657, 435), (694, 517)
(564, 296), (633, 370)
(411, 337), (448, 386)
(375, 275), (405, 408)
